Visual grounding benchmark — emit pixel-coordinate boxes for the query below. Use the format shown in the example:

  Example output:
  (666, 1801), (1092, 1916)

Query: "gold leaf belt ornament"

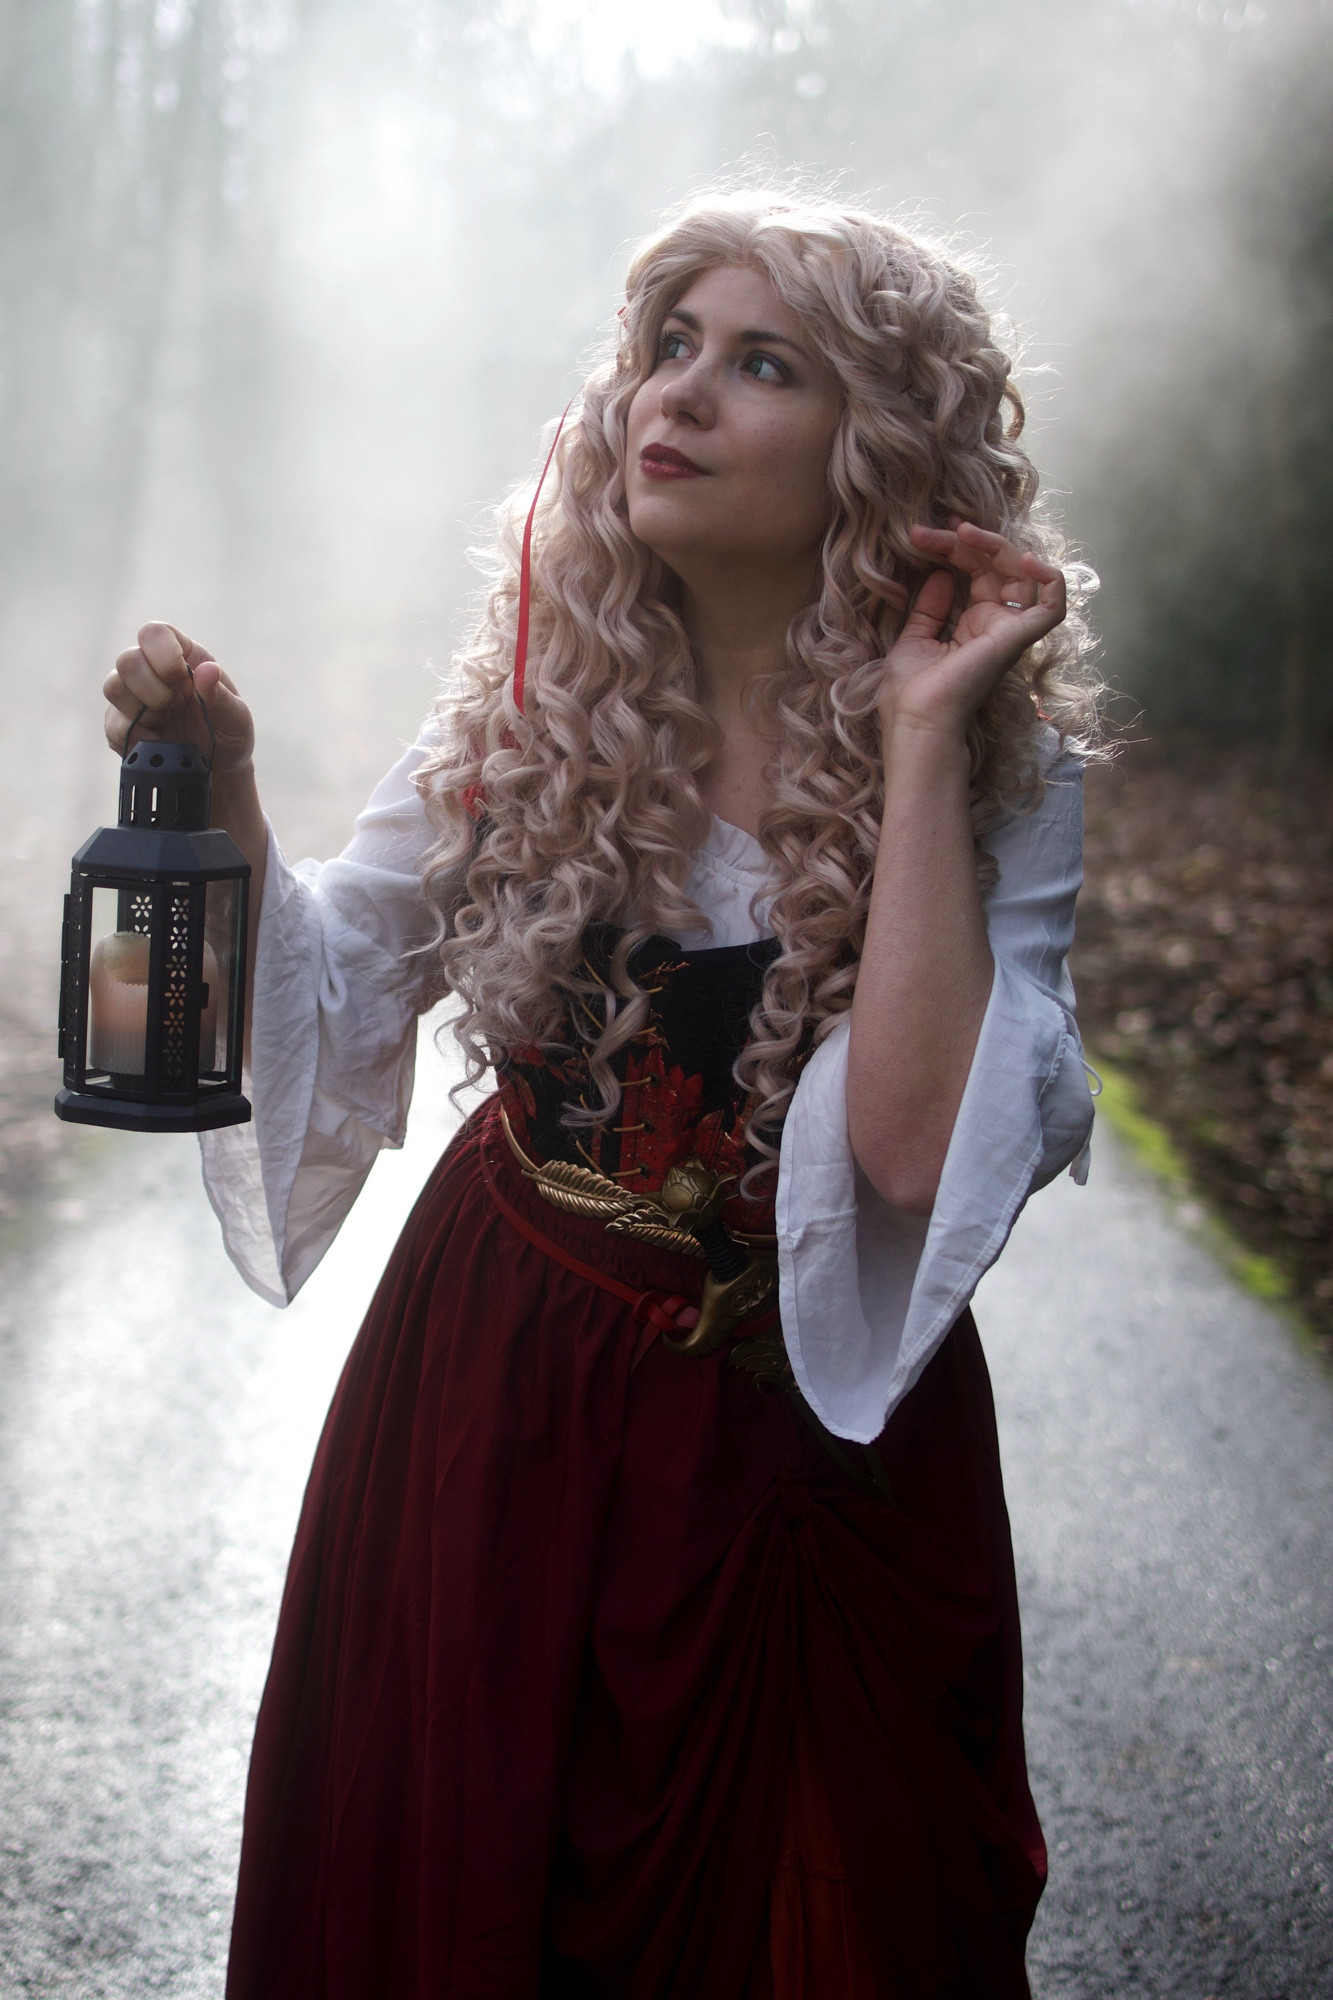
(498, 1102), (778, 1359)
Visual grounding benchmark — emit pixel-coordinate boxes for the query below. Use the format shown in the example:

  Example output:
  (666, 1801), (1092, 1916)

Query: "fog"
(1, 0), (1330, 1162)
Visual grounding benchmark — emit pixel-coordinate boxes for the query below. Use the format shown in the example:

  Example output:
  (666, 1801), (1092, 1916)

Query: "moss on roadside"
(1091, 1062), (1192, 1192)
(1088, 1052), (1326, 1352)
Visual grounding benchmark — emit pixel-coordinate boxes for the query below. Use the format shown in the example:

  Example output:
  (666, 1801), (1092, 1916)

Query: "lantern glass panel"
(87, 884), (150, 1079)
(202, 876), (242, 1078)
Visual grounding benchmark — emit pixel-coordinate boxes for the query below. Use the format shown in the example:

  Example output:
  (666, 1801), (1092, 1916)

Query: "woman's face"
(624, 264), (842, 592)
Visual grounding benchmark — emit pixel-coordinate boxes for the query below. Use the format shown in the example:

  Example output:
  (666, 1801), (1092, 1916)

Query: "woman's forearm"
(846, 721), (992, 1214)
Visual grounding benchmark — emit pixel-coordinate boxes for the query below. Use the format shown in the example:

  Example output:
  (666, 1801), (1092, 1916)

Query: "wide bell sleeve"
(197, 729), (451, 1306)
(777, 750), (1095, 1444)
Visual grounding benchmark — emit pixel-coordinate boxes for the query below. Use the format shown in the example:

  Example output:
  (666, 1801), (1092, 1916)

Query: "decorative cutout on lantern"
(55, 686), (251, 1133)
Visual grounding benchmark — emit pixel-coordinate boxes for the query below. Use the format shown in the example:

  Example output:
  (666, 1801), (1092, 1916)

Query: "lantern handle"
(122, 659), (218, 772)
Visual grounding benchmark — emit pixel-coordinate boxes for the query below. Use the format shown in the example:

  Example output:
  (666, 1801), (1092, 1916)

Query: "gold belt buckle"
(655, 1155), (778, 1358)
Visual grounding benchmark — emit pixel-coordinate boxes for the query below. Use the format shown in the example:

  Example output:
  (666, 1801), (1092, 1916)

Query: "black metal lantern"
(55, 711), (251, 1132)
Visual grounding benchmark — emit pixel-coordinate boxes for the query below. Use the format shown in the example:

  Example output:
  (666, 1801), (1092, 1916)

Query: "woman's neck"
(680, 564), (817, 837)
(681, 563), (815, 710)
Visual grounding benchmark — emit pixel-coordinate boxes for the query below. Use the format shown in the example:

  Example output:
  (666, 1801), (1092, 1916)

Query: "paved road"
(0, 1035), (1329, 1998)
(980, 1144), (1333, 1997)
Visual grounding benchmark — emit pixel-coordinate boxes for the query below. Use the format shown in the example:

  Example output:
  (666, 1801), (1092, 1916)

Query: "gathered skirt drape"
(226, 1105), (1045, 2000)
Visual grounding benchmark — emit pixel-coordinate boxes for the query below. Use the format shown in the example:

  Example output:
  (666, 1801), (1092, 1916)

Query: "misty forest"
(1, 0), (1331, 1309)
(2, 8), (1333, 1997)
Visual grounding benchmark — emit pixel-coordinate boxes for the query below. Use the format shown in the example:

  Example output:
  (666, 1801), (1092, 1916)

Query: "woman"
(105, 194), (1097, 1999)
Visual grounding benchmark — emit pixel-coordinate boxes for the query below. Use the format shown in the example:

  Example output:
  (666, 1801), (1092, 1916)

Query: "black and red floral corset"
(497, 924), (782, 1238)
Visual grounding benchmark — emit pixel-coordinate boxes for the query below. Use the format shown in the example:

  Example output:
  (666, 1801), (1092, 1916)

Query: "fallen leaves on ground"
(1072, 742), (1333, 1350)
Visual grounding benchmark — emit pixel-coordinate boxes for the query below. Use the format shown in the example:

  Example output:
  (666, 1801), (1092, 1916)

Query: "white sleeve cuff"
(199, 824), (322, 1305)
(776, 956), (1094, 1444)
(198, 821), (426, 1305)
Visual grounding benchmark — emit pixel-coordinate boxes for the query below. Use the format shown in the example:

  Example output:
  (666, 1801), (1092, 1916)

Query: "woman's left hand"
(876, 519), (1066, 737)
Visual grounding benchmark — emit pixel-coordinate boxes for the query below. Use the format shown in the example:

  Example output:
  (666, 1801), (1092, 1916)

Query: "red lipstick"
(639, 442), (708, 480)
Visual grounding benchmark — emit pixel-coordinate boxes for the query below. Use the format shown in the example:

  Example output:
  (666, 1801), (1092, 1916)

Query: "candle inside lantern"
(198, 939), (220, 1070)
(88, 932), (220, 1074)
(88, 931), (149, 1074)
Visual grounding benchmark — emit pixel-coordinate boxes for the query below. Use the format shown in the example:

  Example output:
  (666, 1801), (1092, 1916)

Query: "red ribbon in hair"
(512, 403), (572, 716)
(463, 403), (572, 817)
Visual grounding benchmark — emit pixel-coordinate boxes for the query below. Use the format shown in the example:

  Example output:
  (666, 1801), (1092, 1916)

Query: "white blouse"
(200, 724), (1094, 1444)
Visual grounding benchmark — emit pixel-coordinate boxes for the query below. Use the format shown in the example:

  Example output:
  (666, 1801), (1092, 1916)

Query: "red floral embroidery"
(615, 1045), (772, 1232)
(496, 932), (778, 1233)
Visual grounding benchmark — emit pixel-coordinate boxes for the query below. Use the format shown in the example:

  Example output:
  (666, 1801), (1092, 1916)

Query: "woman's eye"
(660, 331), (690, 361)
(742, 351), (788, 384)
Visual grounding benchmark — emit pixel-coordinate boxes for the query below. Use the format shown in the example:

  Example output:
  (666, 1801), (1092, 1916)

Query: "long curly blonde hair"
(418, 191), (1098, 1168)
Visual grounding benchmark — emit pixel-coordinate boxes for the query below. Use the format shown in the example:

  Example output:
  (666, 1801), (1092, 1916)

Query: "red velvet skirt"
(226, 1106), (1045, 1999)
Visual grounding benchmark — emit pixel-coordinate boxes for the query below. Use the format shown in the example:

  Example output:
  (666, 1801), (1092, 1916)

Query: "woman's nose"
(658, 362), (715, 428)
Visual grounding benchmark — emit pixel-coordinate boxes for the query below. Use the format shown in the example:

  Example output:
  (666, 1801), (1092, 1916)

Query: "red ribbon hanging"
(512, 402), (572, 716)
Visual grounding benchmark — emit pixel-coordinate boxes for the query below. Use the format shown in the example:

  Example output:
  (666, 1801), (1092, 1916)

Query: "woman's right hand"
(103, 622), (255, 780)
